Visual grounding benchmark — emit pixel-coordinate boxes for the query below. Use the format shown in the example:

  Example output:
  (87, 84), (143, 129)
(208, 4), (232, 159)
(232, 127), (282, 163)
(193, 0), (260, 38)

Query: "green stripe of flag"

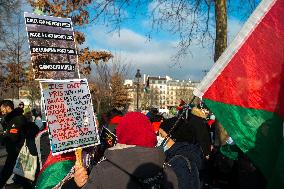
(203, 99), (284, 188)
(36, 160), (75, 189)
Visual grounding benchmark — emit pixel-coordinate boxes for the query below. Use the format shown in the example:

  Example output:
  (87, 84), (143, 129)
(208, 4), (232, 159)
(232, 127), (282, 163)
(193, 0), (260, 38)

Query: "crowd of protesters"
(0, 100), (45, 189)
(0, 99), (266, 189)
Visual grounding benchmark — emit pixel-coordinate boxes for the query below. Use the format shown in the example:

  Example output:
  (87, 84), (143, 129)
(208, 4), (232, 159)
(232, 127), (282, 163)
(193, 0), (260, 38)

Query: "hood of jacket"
(3, 108), (24, 122)
(104, 144), (165, 179)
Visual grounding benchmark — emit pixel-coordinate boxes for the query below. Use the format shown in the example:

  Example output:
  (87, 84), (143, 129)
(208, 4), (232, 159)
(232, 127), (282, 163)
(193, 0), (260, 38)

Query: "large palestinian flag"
(193, 0), (284, 188)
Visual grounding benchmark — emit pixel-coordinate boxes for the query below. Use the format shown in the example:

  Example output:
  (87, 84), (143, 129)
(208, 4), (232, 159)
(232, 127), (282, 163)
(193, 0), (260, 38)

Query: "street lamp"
(135, 69), (141, 111)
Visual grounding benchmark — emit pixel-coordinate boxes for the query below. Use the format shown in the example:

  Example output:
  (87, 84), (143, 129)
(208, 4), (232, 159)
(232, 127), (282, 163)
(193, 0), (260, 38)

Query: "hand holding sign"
(74, 162), (88, 187)
(74, 148), (88, 187)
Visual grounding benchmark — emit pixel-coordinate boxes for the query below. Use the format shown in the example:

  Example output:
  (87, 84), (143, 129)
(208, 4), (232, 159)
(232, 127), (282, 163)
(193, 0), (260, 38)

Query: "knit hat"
(108, 115), (122, 133)
(152, 121), (161, 133)
(160, 117), (178, 134)
(160, 117), (192, 142)
(116, 112), (157, 148)
(109, 116), (122, 125)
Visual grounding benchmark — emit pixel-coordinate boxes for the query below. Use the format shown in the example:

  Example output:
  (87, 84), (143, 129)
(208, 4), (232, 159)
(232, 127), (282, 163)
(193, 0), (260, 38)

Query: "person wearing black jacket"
(157, 106), (211, 189)
(164, 108), (211, 157)
(158, 117), (203, 189)
(0, 100), (27, 188)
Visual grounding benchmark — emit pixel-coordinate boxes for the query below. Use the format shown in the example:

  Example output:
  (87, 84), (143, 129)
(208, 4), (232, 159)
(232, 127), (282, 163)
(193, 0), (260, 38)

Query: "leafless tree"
(88, 56), (131, 113)
(0, 8), (29, 99)
(0, 0), (21, 41)
(140, 87), (160, 110)
(88, 0), (258, 62)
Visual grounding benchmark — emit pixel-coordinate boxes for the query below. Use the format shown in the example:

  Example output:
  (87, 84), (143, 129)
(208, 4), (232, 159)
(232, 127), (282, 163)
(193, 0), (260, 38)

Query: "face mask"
(156, 136), (169, 152)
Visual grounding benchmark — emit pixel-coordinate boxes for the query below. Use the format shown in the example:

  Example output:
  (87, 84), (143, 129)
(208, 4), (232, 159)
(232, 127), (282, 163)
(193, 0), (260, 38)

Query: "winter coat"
(188, 113), (211, 156)
(82, 144), (179, 189)
(172, 112), (211, 157)
(165, 142), (202, 189)
(1, 108), (27, 154)
(35, 129), (50, 169)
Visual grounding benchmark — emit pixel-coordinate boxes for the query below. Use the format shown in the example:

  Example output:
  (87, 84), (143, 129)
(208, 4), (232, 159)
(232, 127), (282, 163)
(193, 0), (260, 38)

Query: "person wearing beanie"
(149, 114), (164, 134)
(115, 112), (157, 147)
(157, 117), (203, 189)
(63, 112), (178, 189)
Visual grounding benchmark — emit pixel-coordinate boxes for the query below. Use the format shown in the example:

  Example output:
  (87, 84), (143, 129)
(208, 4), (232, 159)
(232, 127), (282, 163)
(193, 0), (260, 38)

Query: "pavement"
(0, 122), (6, 169)
(1, 145), (22, 187)
(0, 145), (7, 171)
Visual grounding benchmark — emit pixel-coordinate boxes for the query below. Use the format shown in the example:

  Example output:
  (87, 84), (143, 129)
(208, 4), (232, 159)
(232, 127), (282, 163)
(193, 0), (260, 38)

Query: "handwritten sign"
(40, 79), (99, 155)
(24, 12), (79, 79)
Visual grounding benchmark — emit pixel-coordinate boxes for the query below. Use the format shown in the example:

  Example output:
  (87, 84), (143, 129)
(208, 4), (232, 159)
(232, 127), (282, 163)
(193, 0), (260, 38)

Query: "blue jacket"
(165, 142), (203, 189)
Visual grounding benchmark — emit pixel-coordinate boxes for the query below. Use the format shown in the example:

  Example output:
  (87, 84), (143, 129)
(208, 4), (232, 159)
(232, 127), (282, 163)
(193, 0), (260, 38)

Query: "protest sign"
(24, 12), (79, 79)
(40, 79), (99, 155)
(100, 126), (116, 148)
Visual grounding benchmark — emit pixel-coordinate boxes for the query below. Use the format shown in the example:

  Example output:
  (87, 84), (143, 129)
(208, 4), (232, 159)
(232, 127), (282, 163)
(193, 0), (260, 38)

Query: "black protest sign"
(24, 12), (79, 79)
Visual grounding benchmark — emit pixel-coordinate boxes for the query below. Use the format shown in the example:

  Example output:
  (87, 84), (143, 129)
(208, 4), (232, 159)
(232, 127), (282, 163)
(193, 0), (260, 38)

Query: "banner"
(40, 79), (99, 155)
(24, 12), (79, 79)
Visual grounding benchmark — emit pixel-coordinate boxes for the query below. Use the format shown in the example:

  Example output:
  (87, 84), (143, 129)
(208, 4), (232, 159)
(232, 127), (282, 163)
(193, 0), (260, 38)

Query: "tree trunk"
(96, 98), (101, 114)
(214, 0), (227, 62)
(214, 0), (228, 142)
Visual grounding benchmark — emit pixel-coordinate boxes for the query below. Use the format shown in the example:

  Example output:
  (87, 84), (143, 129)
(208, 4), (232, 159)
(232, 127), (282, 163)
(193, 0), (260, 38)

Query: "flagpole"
(160, 95), (196, 146)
